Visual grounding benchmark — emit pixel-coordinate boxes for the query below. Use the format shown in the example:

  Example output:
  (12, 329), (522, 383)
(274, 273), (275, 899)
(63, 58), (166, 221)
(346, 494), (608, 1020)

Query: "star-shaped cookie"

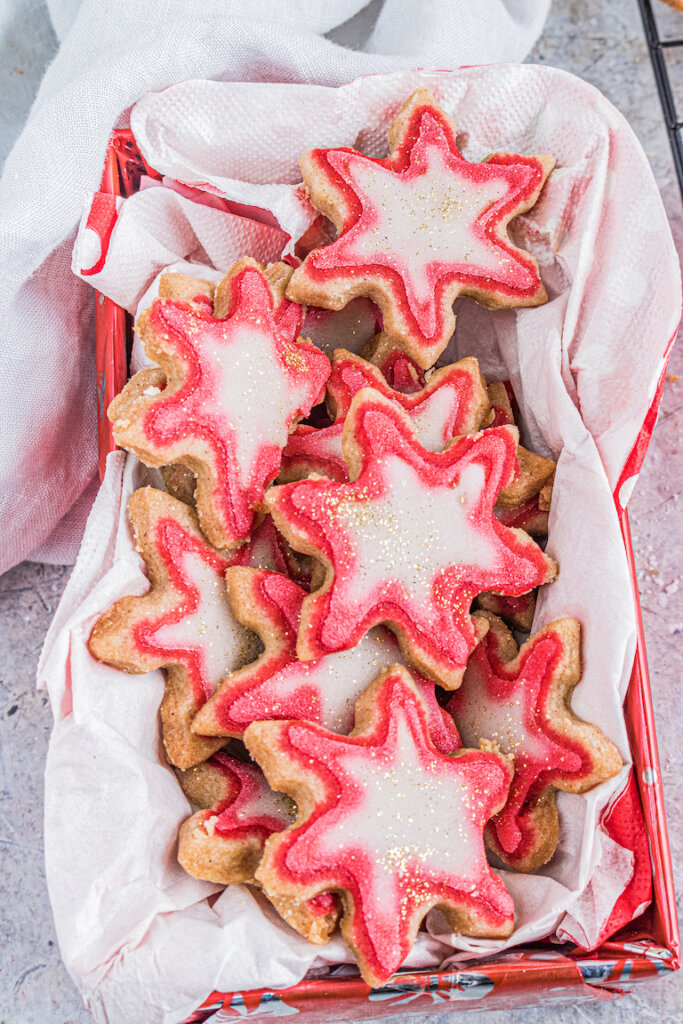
(191, 566), (460, 753)
(108, 258), (330, 549)
(177, 751), (294, 884)
(265, 390), (557, 689)
(246, 666), (514, 987)
(446, 613), (623, 871)
(287, 89), (554, 367)
(88, 487), (264, 769)
(177, 751), (339, 943)
(280, 343), (476, 486)
(327, 348), (490, 451)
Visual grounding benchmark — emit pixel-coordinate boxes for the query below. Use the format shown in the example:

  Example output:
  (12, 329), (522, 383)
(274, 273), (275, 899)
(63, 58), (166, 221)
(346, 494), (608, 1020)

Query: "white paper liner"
(48, 65), (681, 1023)
(73, 184), (288, 316)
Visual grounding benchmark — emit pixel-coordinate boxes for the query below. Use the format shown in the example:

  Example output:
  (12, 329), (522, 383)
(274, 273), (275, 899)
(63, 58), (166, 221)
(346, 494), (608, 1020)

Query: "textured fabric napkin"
(0, 0), (549, 574)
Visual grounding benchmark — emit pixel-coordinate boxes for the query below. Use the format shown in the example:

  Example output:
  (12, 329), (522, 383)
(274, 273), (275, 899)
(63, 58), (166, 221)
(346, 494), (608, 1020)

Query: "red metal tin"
(94, 130), (679, 1022)
(93, 131), (161, 478)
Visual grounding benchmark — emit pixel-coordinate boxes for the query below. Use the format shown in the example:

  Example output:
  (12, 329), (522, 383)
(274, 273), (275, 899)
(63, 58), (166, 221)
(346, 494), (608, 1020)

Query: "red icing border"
(250, 670), (513, 987)
(136, 264), (329, 545)
(132, 516), (244, 703)
(267, 392), (554, 686)
(293, 94), (548, 359)
(196, 569), (460, 751)
(448, 622), (607, 866)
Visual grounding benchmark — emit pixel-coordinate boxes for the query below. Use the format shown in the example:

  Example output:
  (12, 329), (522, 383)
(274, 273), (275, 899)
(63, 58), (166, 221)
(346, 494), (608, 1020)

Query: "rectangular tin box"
(93, 129), (680, 1023)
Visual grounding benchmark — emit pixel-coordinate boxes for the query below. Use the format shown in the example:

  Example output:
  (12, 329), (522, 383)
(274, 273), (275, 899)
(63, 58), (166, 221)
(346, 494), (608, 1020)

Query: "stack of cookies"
(88, 90), (623, 988)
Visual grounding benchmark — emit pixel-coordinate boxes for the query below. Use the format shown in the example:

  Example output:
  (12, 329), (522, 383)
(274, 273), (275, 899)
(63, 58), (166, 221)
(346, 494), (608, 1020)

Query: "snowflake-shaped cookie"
(246, 666), (514, 987)
(327, 349), (490, 450)
(191, 566), (460, 752)
(266, 390), (557, 688)
(287, 89), (554, 367)
(88, 487), (262, 769)
(109, 258), (330, 549)
(177, 751), (339, 942)
(446, 613), (623, 870)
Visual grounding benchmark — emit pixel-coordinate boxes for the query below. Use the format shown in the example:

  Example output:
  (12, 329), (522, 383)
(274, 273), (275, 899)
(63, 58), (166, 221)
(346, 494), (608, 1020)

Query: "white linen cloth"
(0, 0), (549, 573)
(38, 64), (681, 1024)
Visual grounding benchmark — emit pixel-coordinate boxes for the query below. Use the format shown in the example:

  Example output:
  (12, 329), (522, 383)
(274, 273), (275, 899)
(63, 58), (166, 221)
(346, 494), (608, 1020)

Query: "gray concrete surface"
(1, 1), (682, 1022)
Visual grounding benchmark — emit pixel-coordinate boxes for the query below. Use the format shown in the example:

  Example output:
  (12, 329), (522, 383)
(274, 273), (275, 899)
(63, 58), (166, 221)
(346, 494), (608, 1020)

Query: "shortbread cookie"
(192, 566), (460, 752)
(485, 381), (555, 523)
(177, 752), (295, 884)
(158, 271), (216, 310)
(287, 89), (554, 368)
(246, 666), (514, 987)
(131, 276), (222, 507)
(496, 445), (556, 510)
(156, 276), (211, 505)
(497, 491), (551, 537)
(88, 487), (261, 769)
(109, 258), (330, 549)
(487, 381), (515, 427)
(177, 752), (339, 942)
(327, 349), (490, 450)
(475, 590), (537, 633)
(155, 270), (285, 510)
(280, 345), (480, 485)
(446, 613), (623, 871)
(266, 389), (557, 689)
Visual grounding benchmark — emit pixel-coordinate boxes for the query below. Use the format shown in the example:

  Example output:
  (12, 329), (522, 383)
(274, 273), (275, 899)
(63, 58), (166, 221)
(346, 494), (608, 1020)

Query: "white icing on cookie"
(314, 713), (480, 909)
(206, 326), (311, 488)
(231, 771), (293, 827)
(455, 669), (547, 763)
(330, 146), (511, 335)
(229, 628), (405, 733)
(152, 550), (255, 696)
(303, 423), (344, 463)
(410, 387), (462, 451)
(331, 457), (497, 608)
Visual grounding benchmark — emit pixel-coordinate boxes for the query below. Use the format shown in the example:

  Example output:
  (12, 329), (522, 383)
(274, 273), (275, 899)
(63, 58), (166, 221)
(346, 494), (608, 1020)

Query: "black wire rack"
(638, 0), (683, 199)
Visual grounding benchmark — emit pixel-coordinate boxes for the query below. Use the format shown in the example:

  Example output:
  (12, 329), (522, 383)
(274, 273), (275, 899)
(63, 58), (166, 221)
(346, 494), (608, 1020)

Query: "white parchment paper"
(43, 66), (681, 1024)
